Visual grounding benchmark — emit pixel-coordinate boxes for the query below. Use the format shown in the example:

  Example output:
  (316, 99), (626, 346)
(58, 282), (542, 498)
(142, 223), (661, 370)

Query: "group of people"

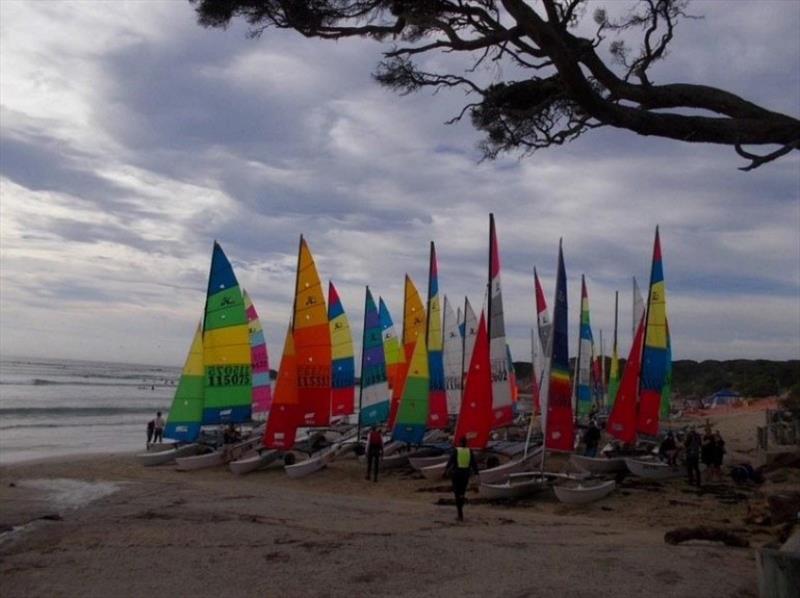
(146, 411), (165, 447)
(661, 426), (726, 486)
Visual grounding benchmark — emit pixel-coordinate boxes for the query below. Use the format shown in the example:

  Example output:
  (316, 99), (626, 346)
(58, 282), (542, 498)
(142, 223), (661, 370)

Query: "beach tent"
(707, 389), (740, 409)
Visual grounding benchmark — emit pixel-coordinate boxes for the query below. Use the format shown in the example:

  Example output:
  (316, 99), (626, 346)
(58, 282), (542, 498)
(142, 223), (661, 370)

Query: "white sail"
(442, 295), (464, 416)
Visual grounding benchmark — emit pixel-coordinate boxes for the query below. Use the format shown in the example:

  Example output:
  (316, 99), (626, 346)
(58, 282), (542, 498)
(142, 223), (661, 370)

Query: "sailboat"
(358, 287), (390, 427)
(329, 281), (355, 419)
(574, 275), (595, 419)
(487, 214), (513, 428)
(244, 289), (272, 421)
(426, 243), (448, 429)
(607, 291), (620, 408)
(462, 298), (478, 381)
(454, 312), (493, 449)
(379, 297), (405, 429)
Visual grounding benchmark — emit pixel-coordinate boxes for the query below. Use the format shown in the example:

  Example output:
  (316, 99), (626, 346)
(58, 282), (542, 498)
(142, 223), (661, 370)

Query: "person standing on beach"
(685, 427), (702, 486)
(365, 426), (383, 482)
(146, 419), (155, 447)
(153, 411), (165, 443)
(582, 420), (601, 458)
(445, 437), (479, 522)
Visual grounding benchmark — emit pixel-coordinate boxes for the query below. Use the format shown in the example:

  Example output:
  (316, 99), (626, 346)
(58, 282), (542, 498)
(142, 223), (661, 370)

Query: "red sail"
(606, 316), (645, 444)
(454, 312), (492, 449)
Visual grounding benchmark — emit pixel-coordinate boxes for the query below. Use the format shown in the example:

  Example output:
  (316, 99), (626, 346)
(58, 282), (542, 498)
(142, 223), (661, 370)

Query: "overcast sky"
(1, 0), (798, 367)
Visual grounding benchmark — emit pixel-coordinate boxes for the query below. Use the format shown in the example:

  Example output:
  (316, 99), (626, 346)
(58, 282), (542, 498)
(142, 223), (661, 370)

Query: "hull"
(147, 442), (178, 452)
(479, 472), (569, 500)
(409, 453), (448, 471)
(228, 449), (280, 475)
(570, 454), (627, 474)
(285, 454), (326, 478)
(419, 460), (448, 480)
(554, 480), (616, 504)
(175, 436), (262, 471)
(624, 458), (682, 479)
(137, 443), (202, 467)
(478, 447), (543, 485)
(382, 446), (442, 470)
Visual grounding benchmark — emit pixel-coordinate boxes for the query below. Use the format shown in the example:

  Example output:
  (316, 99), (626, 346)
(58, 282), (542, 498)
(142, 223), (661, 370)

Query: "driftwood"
(664, 526), (749, 548)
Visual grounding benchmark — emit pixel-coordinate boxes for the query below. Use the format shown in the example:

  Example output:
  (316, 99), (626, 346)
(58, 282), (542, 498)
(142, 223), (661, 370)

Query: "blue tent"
(708, 389), (740, 408)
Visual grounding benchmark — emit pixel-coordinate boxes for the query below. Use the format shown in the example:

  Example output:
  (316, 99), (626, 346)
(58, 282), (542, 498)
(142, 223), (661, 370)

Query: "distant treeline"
(513, 359), (800, 399)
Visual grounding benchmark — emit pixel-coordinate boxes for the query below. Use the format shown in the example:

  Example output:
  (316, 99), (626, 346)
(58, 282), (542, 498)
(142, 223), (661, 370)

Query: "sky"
(1, 0), (798, 367)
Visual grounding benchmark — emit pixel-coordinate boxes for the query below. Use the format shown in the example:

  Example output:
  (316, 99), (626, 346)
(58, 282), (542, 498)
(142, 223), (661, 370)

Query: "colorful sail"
(442, 296), (464, 416)
(392, 336), (429, 445)
(402, 274), (426, 360)
(164, 323), (204, 442)
(575, 275), (594, 418)
(328, 281), (355, 418)
(292, 236), (332, 426)
(660, 319), (672, 419)
(637, 227), (669, 436)
(534, 267), (551, 380)
(542, 240), (573, 451)
(507, 344), (519, 405)
(380, 297), (406, 429)
(263, 323), (300, 449)
(488, 214), (513, 428)
(243, 289), (272, 420)
(607, 291), (620, 408)
(202, 242), (252, 425)
(359, 288), (390, 426)
(454, 312), (492, 449)
(607, 315), (645, 444)
(426, 243), (447, 428)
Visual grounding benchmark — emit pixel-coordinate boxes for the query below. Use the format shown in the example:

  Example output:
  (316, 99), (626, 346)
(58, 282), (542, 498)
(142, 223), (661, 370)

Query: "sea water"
(0, 357), (180, 463)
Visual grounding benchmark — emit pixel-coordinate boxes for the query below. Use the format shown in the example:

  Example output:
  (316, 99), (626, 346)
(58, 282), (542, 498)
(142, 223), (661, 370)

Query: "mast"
(356, 285), (369, 444)
(599, 329), (605, 407)
(486, 214), (494, 344)
(292, 236), (303, 335)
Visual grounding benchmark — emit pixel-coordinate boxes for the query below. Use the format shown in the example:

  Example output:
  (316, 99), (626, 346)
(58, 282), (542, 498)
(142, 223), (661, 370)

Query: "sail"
(607, 316), (645, 444)
(392, 336), (429, 445)
(243, 289), (272, 420)
(454, 312), (492, 449)
(293, 236), (332, 426)
(607, 291), (620, 407)
(488, 214), (513, 428)
(359, 288), (390, 426)
(660, 319), (672, 419)
(462, 298), (478, 378)
(534, 267), (551, 380)
(264, 324), (300, 449)
(379, 297), (406, 429)
(507, 344), (519, 405)
(575, 275), (594, 418)
(328, 281), (355, 417)
(164, 323), (204, 442)
(202, 242), (252, 425)
(426, 243), (447, 428)
(442, 296), (464, 416)
(543, 240), (573, 451)
(530, 329), (541, 414)
(633, 277), (645, 339)
(403, 274), (426, 360)
(637, 227), (669, 436)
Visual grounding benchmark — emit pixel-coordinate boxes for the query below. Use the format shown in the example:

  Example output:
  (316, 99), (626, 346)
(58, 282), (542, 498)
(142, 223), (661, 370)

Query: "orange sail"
(263, 324), (300, 449)
(403, 274), (426, 361)
(293, 236), (332, 427)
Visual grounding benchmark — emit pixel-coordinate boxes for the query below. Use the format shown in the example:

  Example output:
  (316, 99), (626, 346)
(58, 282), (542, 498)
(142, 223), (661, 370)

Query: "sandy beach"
(1, 406), (796, 598)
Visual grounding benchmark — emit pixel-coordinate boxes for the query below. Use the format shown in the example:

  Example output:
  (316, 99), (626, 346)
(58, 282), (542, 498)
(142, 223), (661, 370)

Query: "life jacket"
(456, 447), (471, 469)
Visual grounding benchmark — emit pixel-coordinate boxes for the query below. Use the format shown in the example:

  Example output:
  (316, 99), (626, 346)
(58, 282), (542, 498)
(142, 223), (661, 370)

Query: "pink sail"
(243, 289), (272, 418)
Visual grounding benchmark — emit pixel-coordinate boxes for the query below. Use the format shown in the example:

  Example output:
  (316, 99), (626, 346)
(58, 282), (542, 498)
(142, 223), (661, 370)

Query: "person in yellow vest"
(445, 437), (479, 522)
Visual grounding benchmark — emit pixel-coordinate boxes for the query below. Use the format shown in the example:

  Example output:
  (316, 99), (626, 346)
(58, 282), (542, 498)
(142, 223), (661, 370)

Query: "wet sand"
(0, 406), (792, 598)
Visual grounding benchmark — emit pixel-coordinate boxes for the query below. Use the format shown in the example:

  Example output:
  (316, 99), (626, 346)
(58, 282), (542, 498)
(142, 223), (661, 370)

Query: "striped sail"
(243, 289), (272, 420)
(454, 312), (492, 449)
(293, 236), (332, 426)
(442, 296), (463, 416)
(263, 323), (300, 449)
(462, 298), (478, 379)
(607, 315), (645, 444)
(403, 274), (426, 360)
(329, 281), (355, 417)
(637, 227), (669, 436)
(379, 297), (406, 429)
(426, 243), (447, 428)
(660, 319), (672, 419)
(488, 214), (513, 427)
(164, 323), (204, 441)
(392, 336), (429, 445)
(542, 240), (573, 451)
(202, 242), (252, 424)
(359, 288), (389, 426)
(533, 267), (550, 385)
(575, 275), (594, 418)
(607, 291), (620, 407)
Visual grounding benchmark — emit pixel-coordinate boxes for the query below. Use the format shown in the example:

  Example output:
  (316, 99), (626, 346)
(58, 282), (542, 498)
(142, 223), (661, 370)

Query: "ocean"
(0, 357), (181, 464)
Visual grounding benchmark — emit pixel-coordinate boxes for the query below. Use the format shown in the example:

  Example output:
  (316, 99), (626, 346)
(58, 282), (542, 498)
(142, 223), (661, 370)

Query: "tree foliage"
(191, 0), (799, 170)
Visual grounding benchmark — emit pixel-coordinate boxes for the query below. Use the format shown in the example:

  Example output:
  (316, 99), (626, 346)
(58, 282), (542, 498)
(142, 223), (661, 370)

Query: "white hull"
(175, 436), (262, 471)
(479, 471), (568, 500)
(478, 446), (543, 485)
(570, 454), (627, 474)
(419, 460), (448, 480)
(228, 449), (280, 475)
(554, 480), (616, 504)
(409, 454), (449, 471)
(624, 458), (682, 479)
(285, 454), (326, 478)
(137, 443), (201, 467)
(147, 442), (177, 452)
